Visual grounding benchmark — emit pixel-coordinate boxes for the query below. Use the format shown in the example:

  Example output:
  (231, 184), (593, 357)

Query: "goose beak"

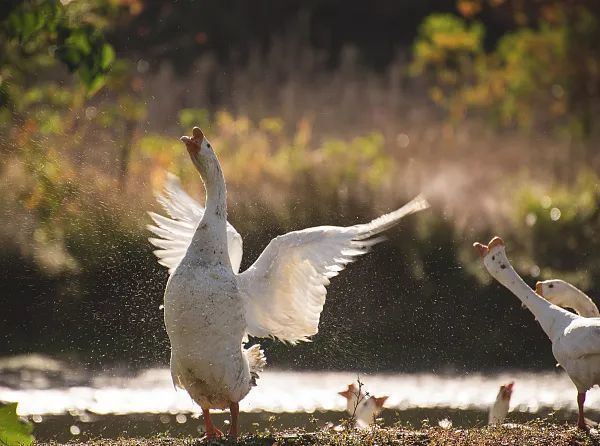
(473, 242), (489, 257)
(502, 382), (514, 399)
(373, 396), (388, 408)
(180, 127), (204, 157)
(338, 390), (352, 399)
(535, 282), (543, 296)
(488, 236), (505, 250)
(192, 126), (204, 139)
(473, 236), (505, 258)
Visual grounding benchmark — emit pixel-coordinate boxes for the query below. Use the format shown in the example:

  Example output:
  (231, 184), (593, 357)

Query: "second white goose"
(474, 237), (600, 430)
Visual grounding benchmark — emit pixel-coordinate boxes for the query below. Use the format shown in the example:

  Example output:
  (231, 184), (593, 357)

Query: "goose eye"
(206, 143), (211, 149)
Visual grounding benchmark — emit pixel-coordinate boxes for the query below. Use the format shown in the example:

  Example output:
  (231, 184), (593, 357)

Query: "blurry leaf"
(100, 43), (115, 70)
(0, 403), (34, 446)
(179, 108), (210, 130)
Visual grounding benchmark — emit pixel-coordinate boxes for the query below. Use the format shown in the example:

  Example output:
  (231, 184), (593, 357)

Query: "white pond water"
(0, 355), (597, 416)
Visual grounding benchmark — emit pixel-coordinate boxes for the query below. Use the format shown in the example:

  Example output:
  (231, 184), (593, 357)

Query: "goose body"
(474, 237), (600, 429)
(149, 127), (429, 438)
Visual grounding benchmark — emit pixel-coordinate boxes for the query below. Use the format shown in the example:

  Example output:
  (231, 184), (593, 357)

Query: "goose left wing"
(237, 195), (429, 343)
(147, 173), (243, 274)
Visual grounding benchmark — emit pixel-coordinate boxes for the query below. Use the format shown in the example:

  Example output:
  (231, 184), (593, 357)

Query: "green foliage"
(411, 13), (484, 78)
(55, 25), (115, 93)
(178, 108), (210, 131)
(0, 403), (34, 446)
(513, 171), (600, 288)
(410, 14), (484, 116)
(412, 6), (600, 138)
(1, 0), (119, 109)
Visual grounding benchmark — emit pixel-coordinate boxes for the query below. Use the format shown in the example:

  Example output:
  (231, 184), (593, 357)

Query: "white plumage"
(151, 175), (429, 345)
(474, 237), (600, 430)
(148, 127), (429, 438)
(488, 382), (513, 425)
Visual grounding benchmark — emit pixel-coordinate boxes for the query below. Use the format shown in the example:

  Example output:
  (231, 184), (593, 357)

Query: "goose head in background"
(536, 279), (600, 318)
(338, 383), (364, 414)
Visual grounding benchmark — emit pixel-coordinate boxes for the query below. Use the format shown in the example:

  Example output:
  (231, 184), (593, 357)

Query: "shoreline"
(36, 424), (598, 446)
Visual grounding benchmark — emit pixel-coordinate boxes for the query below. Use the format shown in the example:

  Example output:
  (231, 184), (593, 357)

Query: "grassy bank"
(37, 424), (598, 446)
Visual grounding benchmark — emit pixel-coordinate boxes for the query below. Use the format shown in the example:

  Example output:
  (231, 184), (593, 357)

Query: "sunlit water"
(1, 355), (598, 417)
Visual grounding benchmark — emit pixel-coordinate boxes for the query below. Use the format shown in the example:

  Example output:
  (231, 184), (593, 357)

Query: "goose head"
(473, 236), (511, 280)
(371, 395), (389, 409)
(338, 383), (358, 400)
(536, 279), (570, 298)
(498, 381), (514, 401)
(535, 279), (600, 317)
(180, 126), (219, 176)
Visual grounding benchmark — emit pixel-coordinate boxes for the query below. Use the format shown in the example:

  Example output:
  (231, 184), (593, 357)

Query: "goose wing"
(147, 173), (243, 274)
(237, 195), (429, 343)
(560, 318), (600, 359)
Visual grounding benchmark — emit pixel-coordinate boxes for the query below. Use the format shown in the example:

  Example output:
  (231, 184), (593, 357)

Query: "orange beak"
(535, 282), (543, 296)
(338, 390), (352, 399)
(473, 242), (489, 257)
(373, 396), (388, 408)
(502, 381), (514, 399)
(473, 236), (505, 258)
(180, 126), (204, 157)
(338, 384), (356, 399)
(488, 236), (505, 250)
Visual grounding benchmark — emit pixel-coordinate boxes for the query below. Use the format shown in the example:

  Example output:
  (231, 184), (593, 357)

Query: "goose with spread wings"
(148, 127), (430, 439)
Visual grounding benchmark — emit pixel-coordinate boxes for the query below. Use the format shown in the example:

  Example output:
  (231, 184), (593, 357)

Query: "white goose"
(474, 237), (600, 430)
(536, 279), (600, 318)
(488, 381), (513, 425)
(338, 382), (388, 428)
(148, 127), (430, 438)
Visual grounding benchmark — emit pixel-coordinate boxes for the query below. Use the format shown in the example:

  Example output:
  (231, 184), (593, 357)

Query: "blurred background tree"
(1, 0), (599, 372)
(412, 0), (600, 155)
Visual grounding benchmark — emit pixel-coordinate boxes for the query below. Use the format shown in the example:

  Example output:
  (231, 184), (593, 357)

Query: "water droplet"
(85, 107), (97, 120)
(70, 425), (81, 435)
(137, 59), (150, 74)
(551, 84), (564, 99)
(525, 212), (537, 227)
(530, 265), (541, 278)
(396, 133), (410, 148)
(176, 413), (187, 424)
(550, 207), (561, 221)
(32, 415), (43, 423)
(541, 196), (552, 209)
(159, 415), (170, 424)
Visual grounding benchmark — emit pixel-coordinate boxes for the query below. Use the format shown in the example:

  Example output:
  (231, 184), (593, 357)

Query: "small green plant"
(0, 403), (34, 446)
